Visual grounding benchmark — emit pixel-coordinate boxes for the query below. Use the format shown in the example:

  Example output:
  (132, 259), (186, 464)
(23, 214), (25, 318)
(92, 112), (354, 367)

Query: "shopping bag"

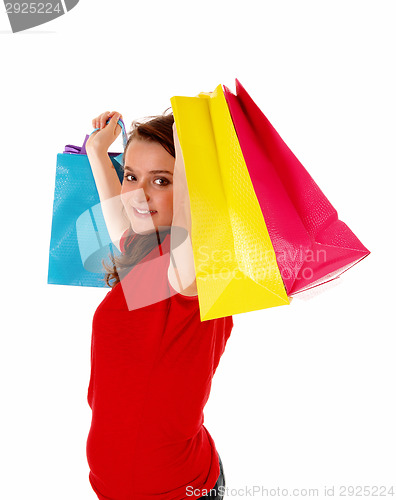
(171, 86), (290, 321)
(47, 120), (128, 288)
(223, 80), (370, 295)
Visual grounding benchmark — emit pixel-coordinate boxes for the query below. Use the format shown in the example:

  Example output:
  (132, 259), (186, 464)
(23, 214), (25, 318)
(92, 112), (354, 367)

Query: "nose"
(131, 185), (150, 205)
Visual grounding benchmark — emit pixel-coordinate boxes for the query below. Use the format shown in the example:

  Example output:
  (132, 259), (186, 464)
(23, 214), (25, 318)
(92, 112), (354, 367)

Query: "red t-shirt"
(86, 230), (233, 499)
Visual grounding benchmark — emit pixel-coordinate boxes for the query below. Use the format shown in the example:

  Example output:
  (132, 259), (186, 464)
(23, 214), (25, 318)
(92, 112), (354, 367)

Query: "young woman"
(85, 110), (233, 500)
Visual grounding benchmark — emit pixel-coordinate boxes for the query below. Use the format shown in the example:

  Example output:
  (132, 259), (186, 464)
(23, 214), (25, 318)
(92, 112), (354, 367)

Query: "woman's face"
(121, 139), (174, 234)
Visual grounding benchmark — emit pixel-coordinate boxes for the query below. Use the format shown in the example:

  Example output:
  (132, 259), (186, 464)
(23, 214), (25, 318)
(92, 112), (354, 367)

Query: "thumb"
(109, 112), (123, 136)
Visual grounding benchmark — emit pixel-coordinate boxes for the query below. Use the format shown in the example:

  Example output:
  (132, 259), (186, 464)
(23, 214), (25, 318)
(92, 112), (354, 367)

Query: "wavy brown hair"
(101, 110), (175, 288)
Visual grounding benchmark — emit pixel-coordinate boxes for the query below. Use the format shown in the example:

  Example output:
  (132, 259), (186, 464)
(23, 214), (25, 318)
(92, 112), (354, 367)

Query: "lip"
(132, 206), (158, 218)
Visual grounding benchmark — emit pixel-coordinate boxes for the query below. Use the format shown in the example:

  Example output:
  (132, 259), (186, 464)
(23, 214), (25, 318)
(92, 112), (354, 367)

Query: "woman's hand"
(86, 111), (123, 154)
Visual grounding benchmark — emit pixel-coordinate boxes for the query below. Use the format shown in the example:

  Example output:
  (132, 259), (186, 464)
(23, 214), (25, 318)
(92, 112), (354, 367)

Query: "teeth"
(135, 208), (155, 214)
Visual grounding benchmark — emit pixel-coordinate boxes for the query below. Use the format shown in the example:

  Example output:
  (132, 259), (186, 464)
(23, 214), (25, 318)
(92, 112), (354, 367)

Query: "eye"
(124, 174), (136, 182)
(154, 178), (170, 186)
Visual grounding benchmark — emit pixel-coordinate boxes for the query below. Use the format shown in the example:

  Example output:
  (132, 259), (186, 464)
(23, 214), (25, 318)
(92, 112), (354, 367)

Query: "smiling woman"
(84, 109), (231, 500)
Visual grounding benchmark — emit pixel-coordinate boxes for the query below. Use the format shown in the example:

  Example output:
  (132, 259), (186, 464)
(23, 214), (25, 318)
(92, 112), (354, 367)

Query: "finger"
(92, 116), (100, 128)
(102, 110), (117, 129)
(110, 111), (123, 124)
(100, 111), (111, 129)
(109, 112), (122, 133)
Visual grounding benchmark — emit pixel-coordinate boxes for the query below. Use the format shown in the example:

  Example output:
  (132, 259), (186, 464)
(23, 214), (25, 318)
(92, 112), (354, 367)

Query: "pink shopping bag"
(223, 79), (370, 295)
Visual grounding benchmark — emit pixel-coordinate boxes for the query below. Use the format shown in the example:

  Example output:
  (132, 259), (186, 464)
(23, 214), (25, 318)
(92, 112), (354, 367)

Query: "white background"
(1, 1), (394, 499)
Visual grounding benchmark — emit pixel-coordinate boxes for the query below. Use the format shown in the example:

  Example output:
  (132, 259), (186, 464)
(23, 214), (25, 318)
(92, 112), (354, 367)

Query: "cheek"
(156, 190), (173, 222)
(120, 186), (137, 215)
(120, 186), (130, 204)
(121, 182), (132, 194)
(165, 190), (173, 213)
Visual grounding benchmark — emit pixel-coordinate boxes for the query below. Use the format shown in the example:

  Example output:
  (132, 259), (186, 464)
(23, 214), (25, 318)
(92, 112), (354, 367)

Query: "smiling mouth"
(133, 207), (157, 217)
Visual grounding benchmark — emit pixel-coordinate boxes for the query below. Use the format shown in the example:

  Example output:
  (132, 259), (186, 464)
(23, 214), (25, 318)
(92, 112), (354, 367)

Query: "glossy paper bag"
(47, 122), (127, 287)
(223, 80), (370, 295)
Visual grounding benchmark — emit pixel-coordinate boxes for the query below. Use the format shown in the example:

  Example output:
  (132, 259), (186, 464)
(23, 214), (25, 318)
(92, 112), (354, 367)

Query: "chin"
(131, 215), (170, 232)
(131, 220), (163, 235)
(131, 226), (156, 235)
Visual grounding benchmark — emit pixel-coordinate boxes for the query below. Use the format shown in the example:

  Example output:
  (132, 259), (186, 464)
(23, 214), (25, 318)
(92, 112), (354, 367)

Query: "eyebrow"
(124, 166), (173, 175)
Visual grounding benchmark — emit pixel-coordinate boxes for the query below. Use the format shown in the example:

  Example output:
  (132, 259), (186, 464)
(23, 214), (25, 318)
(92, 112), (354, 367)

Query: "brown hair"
(102, 110), (175, 288)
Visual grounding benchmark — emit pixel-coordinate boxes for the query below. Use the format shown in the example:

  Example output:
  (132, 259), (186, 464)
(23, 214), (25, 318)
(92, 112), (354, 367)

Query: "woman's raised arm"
(86, 111), (130, 252)
(167, 123), (198, 297)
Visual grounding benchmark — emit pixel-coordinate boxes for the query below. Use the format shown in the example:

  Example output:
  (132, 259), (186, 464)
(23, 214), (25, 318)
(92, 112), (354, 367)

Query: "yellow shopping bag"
(171, 85), (289, 321)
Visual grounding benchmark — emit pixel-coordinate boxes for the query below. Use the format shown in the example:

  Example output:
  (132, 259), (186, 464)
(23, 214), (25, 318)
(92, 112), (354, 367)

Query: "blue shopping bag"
(47, 120), (128, 288)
